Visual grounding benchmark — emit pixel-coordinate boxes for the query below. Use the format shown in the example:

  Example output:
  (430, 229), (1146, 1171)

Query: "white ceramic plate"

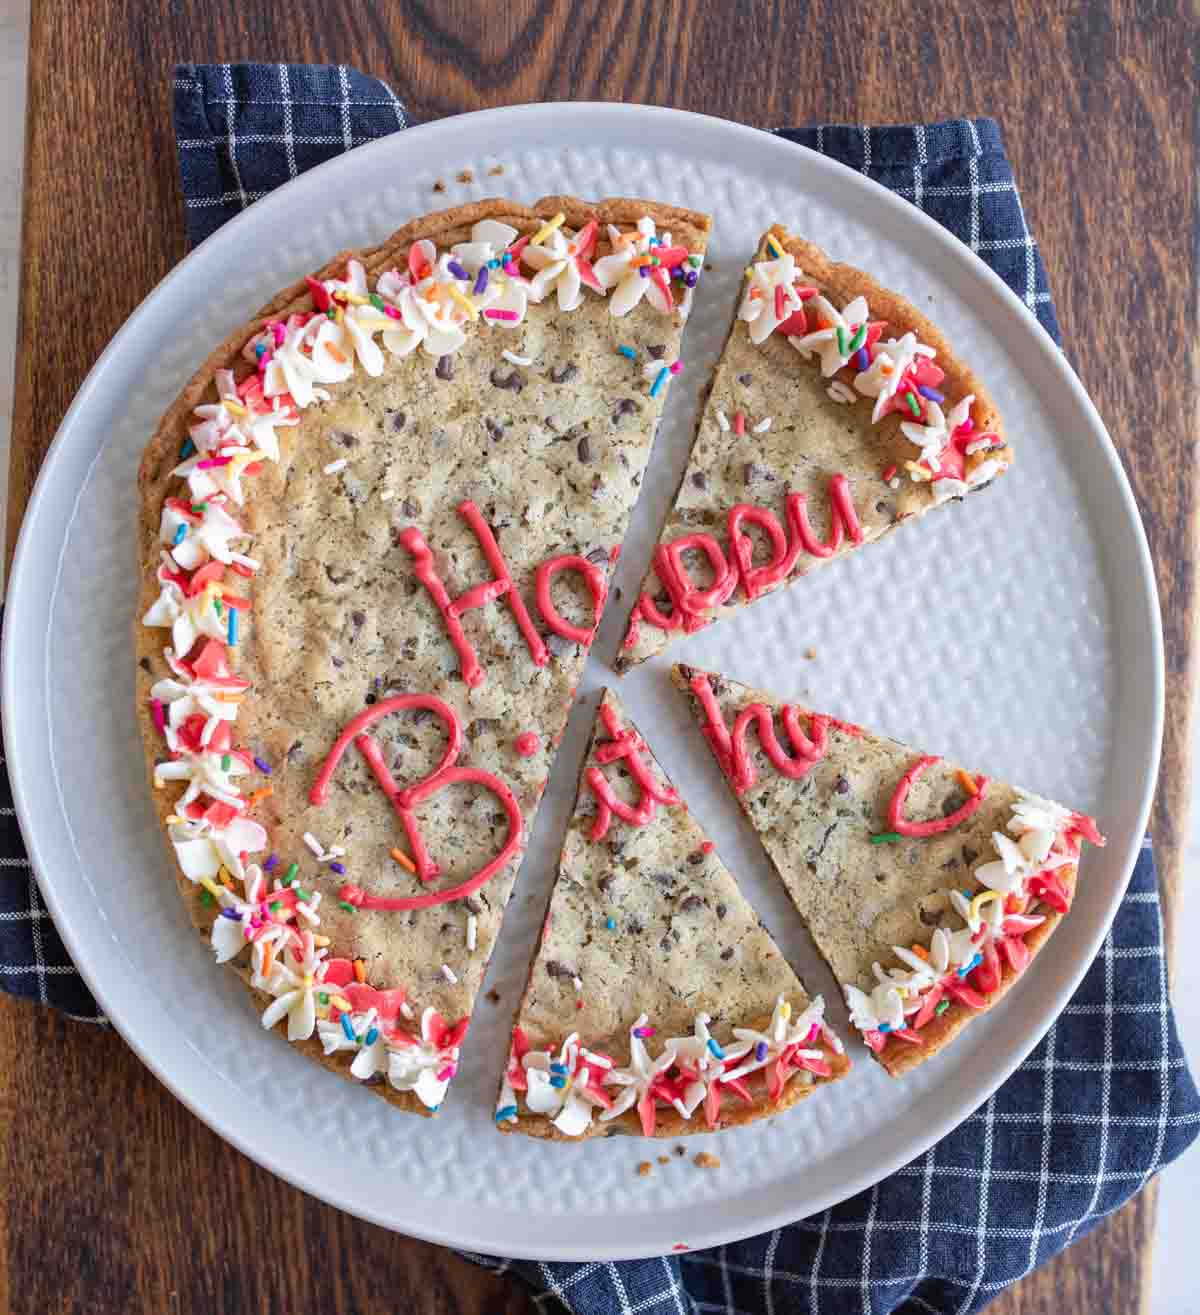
(2, 104), (1161, 1260)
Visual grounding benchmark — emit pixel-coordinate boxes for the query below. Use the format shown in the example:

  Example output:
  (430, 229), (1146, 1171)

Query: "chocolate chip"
(387, 410), (406, 433)
(720, 947), (734, 961)
(365, 692), (377, 705)
(646, 344), (666, 359)
(491, 365), (525, 391)
(834, 774), (850, 795)
(691, 471), (707, 489)
(577, 434), (592, 463)
(627, 917), (644, 935)
(940, 856), (961, 871)
(549, 362), (578, 384)
(402, 496), (422, 518)
(485, 417), (505, 441)
(545, 960), (576, 979)
(138, 656), (152, 673)
(679, 895), (705, 912)
(962, 846), (979, 866)
(659, 934), (673, 951)
(715, 903), (727, 920)
(331, 656), (344, 669)
(287, 740), (304, 761)
(325, 564), (350, 584)
(402, 637), (418, 661)
(651, 872), (675, 887)
(435, 355), (454, 380)
(464, 898), (482, 915)
(598, 874), (615, 895)
(736, 372), (754, 386)
(942, 791), (968, 817)
(919, 906), (941, 926)
(351, 610), (365, 628)
(586, 547), (609, 566)
(875, 500), (897, 521)
(485, 988), (501, 1004)
(330, 429), (358, 447)
(612, 398), (639, 422)
(468, 717), (501, 740)
(687, 851), (705, 865)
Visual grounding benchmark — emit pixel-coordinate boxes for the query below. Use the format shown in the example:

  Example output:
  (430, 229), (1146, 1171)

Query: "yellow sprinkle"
(303, 974), (314, 990)
(222, 398), (248, 417)
(765, 234), (784, 258)
(745, 266), (756, 278)
(199, 876), (223, 900)
(219, 868), (236, 890)
(334, 306), (345, 325)
(910, 943), (930, 961)
(330, 995), (353, 1012)
(780, 1001), (791, 1021)
(956, 769), (979, 797)
(530, 211), (566, 246)
(341, 291), (369, 305)
(447, 285), (478, 320)
(165, 814), (181, 824)
(970, 890), (1004, 923)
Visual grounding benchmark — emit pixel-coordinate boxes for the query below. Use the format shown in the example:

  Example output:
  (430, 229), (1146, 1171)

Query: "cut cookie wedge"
(619, 226), (1013, 668)
(672, 666), (1104, 1077)
(496, 688), (849, 1139)
(135, 197), (710, 1117)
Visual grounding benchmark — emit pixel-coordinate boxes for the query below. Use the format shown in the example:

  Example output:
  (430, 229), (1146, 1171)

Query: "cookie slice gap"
(619, 225), (1013, 668)
(672, 665), (1104, 1077)
(496, 686), (849, 1140)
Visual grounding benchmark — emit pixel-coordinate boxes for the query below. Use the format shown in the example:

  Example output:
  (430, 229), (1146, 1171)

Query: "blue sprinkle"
(495, 1105), (519, 1122)
(179, 438), (196, 460)
(707, 1038), (726, 1060)
(329, 861), (346, 875)
(958, 952), (983, 977)
(855, 347), (870, 371)
(340, 1013), (356, 1042)
(255, 342), (267, 358)
(447, 259), (470, 281)
(487, 258), (501, 269)
(473, 266), (489, 296)
(253, 756), (272, 775)
(219, 908), (242, 920)
(918, 385), (945, 403)
(755, 1040), (768, 1063)
(263, 854), (278, 872)
(549, 1062), (567, 1075)
(878, 1023), (892, 1034)
(648, 236), (661, 246)
(549, 1075), (567, 1089)
(649, 365), (671, 399)
(606, 917), (616, 930)
(227, 608), (238, 646)
(364, 1027), (379, 1046)
(617, 345), (637, 360)
(173, 524), (187, 546)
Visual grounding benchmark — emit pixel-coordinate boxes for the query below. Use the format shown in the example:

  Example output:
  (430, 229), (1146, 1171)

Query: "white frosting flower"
(852, 332), (937, 423)
(159, 500), (248, 572)
(142, 569), (228, 657)
(150, 673), (240, 755)
(386, 1006), (461, 1110)
(719, 996), (826, 1085)
(154, 748), (249, 813)
(448, 219), (520, 273)
(168, 814), (267, 882)
(900, 394), (973, 474)
(593, 218), (675, 317)
(790, 294), (871, 376)
(187, 368), (293, 466)
(522, 1032), (603, 1136)
(738, 254), (804, 344)
(258, 932), (326, 1042)
(317, 1007), (389, 1081)
(599, 1015), (676, 1123)
(522, 227), (586, 312)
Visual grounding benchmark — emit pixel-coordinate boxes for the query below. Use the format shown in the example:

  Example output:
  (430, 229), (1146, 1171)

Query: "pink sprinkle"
(484, 309), (519, 322)
(256, 352), (272, 374)
(807, 1023), (820, 1042)
(669, 360), (683, 375)
(436, 1064), (456, 1082)
(196, 456), (232, 469)
(383, 304), (402, 319)
(150, 698), (166, 736)
(633, 1025), (656, 1039)
(271, 322), (286, 347)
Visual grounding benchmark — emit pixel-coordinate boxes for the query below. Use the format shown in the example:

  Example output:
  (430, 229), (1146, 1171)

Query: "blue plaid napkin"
(1, 60), (1194, 1314)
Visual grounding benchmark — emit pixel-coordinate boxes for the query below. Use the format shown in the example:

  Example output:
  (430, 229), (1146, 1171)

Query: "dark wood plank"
(5, 2), (1193, 1313)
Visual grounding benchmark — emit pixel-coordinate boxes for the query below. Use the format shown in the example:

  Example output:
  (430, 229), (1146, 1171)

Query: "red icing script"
(398, 500), (608, 687)
(688, 671), (861, 794)
(585, 701), (679, 841)
(310, 694), (523, 909)
(887, 755), (989, 837)
(625, 475), (864, 645)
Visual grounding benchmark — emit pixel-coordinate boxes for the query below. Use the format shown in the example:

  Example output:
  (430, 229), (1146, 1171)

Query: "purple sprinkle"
(638, 266), (651, 278)
(755, 1040), (768, 1063)
(329, 861), (346, 875)
(263, 854), (279, 872)
(684, 270), (698, 288)
(373, 677), (382, 690)
(447, 259), (470, 281)
(473, 266), (489, 296)
(253, 756), (272, 775)
(918, 385), (945, 403)
(220, 908), (242, 920)
(855, 347), (870, 371)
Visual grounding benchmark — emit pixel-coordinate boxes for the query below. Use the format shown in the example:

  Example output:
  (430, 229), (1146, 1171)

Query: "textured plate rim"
(2, 102), (1163, 1260)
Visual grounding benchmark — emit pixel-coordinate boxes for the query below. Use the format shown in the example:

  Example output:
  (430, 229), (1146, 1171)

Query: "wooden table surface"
(3, 2), (1194, 1312)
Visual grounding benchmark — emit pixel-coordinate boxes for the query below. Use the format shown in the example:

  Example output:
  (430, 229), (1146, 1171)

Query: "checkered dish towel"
(2, 61), (1196, 1315)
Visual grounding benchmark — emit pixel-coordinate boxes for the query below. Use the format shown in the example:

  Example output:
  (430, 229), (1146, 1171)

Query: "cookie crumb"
(488, 164), (504, 176)
(693, 1152), (721, 1170)
(636, 1161), (653, 1177)
(433, 180), (446, 193)
(804, 647), (817, 660)
(456, 169), (474, 183)
(657, 1155), (671, 1164)
(673, 1144), (687, 1157)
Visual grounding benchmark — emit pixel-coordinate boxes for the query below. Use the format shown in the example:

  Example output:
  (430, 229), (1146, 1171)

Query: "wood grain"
(4, 1), (1194, 1312)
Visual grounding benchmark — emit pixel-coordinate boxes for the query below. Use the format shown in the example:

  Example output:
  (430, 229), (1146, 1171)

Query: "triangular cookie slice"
(136, 197), (711, 1117)
(672, 666), (1104, 1077)
(618, 226), (1013, 667)
(496, 688), (849, 1140)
